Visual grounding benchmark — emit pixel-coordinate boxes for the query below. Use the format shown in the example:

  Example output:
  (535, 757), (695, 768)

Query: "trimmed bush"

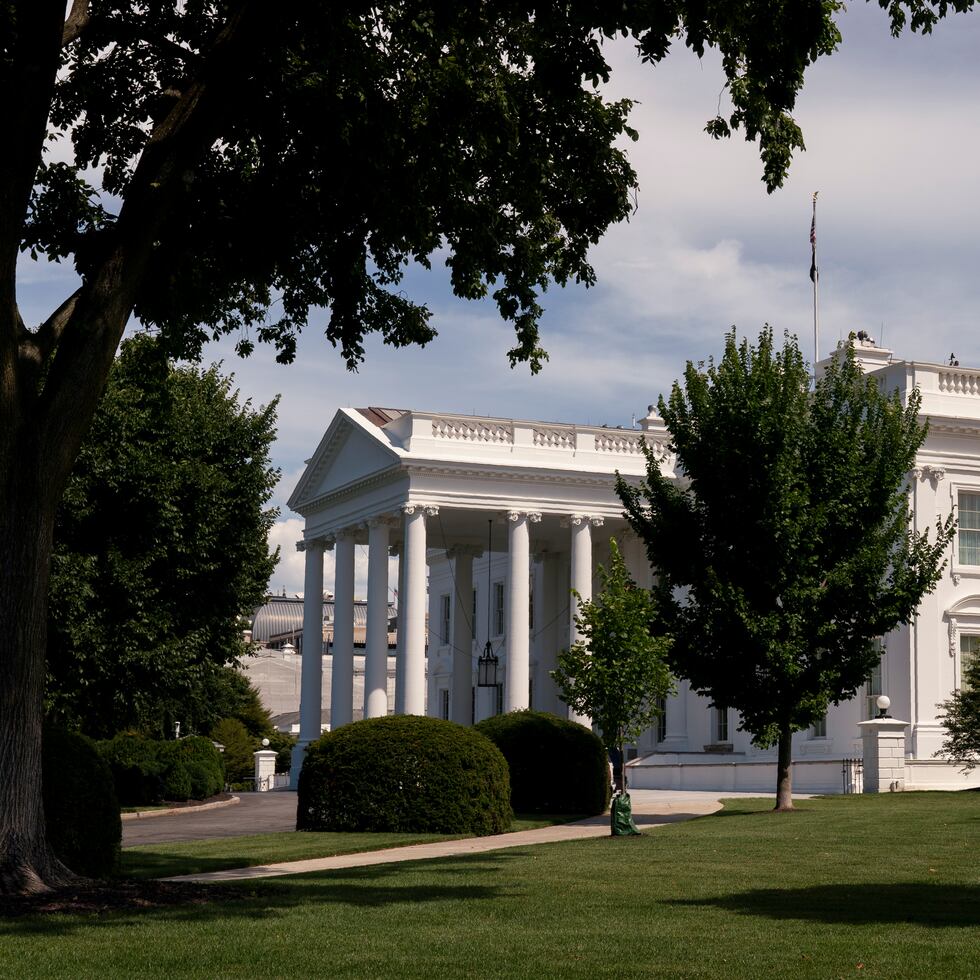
(96, 732), (224, 804)
(42, 727), (121, 878)
(160, 736), (224, 800)
(475, 711), (610, 816)
(297, 715), (512, 835)
(96, 733), (165, 805)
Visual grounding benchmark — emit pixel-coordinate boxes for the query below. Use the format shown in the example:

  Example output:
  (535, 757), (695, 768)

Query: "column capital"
(507, 510), (541, 523)
(296, 536), (334, 552)
(402, 503), (439, 517)
(561, 513), (601, 528)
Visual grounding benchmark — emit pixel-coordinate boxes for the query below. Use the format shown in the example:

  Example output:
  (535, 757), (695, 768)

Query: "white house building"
(286, 339), (980, 793)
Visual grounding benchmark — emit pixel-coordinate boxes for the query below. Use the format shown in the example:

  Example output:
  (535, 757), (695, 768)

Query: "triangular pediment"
(288, 410), (400, 513)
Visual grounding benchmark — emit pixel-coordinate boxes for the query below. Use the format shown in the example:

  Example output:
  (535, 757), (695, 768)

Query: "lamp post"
(875, 695), (891, 719)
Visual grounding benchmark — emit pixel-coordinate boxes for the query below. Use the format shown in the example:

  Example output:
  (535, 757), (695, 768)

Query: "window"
(714, 706), (729, 743)
(471, 588), (477, 641)
(865, 655), (884, 719)
(960, 634), (980, 691)
(811, 714), (827, 738)
(440, 689), (450, 720)
(655, 697), (667, 742)
(495, 683), (504, 716)
(493, 581), (505, 636)
(959, 492), (980, 565)
(528, 576), (534, 630)
(440, 594), (451, 646)
(471, 687), (476, 725)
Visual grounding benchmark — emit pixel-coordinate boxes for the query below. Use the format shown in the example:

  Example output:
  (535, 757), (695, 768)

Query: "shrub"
(42, 727), (121, 877)
(96, 732), (165, 806)
(297, 716), (511, 835)
(211, 717), (256, 784)
(163, 736), (224, 800)
(475, 711), (610, 816)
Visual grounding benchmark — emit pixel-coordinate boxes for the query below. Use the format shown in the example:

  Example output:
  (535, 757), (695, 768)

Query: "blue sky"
(18, 4), (980, 595)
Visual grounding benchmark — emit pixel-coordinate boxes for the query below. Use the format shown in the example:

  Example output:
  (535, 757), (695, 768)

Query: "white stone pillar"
(449, 545), (479, 723)
(330, 531), (356, 729)
(291, 537), (327, 785)
(253, 748), (278, 792)
(365, 517), (395, 718)
(402, 504), (434, 715)
(534, 551), (562, 715)
(505, 511), (539, 712)
(566, 515), (602, 726)
(858, 715), (910, 793)
(392, 542), (406, 715)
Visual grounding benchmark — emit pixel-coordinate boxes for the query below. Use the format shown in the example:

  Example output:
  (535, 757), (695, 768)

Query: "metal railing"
(842, 757), (863, 794)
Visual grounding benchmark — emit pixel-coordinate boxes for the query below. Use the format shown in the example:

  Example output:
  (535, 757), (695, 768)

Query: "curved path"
(162, 789), (777, 884)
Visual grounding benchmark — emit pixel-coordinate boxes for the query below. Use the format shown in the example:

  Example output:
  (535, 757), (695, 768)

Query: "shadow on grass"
(3, 853), (526, 937)
(668, 882), (980, 928)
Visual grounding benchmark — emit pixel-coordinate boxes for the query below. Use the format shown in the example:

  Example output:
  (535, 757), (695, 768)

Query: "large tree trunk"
(0, 449), (73, 894)
(774, 722), (794, 812)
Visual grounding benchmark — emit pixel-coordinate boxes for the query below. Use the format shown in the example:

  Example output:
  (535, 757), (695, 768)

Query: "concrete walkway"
(165, 789), (766, 883)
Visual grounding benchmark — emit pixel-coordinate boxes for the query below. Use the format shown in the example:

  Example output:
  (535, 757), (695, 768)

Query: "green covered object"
(610, 792), (640, 836)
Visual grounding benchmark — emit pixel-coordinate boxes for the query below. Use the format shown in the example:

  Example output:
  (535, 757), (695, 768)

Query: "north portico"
(286, 405), (675, 783)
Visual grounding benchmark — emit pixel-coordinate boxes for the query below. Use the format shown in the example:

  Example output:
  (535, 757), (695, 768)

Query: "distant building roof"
(250, 595), (395, 645)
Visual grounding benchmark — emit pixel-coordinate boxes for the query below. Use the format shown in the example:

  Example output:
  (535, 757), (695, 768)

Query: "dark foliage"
(936, 657), (980, 770)
(42, 728), (120, 878)
(210, 717), (255, 784)
(475, 711), (610, 816)
(96, 733), (222, 805)
(46, 336), (279, 739)
(297, 716), (511, 835)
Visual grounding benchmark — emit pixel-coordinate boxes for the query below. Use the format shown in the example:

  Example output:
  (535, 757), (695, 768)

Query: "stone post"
(253, 749), (278, 792)
(857, 717), (910, 793)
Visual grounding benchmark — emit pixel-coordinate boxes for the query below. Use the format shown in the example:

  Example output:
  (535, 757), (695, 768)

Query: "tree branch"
(61, 0), (90, 47)
(33, 291), (80, 361)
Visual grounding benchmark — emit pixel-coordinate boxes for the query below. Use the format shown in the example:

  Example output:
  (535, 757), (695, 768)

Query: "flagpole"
(810, 191), (819, 372)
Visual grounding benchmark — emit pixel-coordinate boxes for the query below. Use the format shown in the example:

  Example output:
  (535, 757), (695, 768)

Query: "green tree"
(618, 329), (953, 810)
(1, 0), (974, 894)
(936, 658), (980, 771)
(210, 717), (255, 785)
(45, 335), (278, 739)
(552, 539), (673, 793)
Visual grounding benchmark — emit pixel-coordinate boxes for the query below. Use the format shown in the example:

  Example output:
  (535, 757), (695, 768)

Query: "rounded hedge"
(43, 727), (121, 878)
(96, 732), (224, 804)
(297, 715), (512, 835)
(475, 711), (610, 816)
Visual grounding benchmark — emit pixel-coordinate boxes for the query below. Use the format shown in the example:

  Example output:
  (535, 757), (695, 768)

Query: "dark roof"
(356, 407), (408, 427)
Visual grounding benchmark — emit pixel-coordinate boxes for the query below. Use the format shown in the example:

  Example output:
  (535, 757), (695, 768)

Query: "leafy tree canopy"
(552, 538), (674, 776)
(45, 334), (279, 738)
(936, 657), (980, 771)
(618, 328), (954, 808)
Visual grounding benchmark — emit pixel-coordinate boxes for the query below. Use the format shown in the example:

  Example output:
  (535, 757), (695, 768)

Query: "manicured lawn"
(120, 814), (582, 879)
(4, 794), (978, 978)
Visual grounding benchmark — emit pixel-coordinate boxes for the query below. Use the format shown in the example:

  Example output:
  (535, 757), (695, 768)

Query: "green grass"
(4, 793), (979, 978)
(120, 814), (583, 880)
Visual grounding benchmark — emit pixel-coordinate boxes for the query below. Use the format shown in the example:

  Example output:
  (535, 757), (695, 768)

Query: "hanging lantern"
(477, 518), (499, 688)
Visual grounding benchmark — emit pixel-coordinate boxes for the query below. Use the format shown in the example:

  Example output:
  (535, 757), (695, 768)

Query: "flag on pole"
(809, 191), (818, 283)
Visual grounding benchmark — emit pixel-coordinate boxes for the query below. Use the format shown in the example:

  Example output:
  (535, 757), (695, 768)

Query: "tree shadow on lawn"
(2, 852), (527, 937)
(667, 882), (980, 928)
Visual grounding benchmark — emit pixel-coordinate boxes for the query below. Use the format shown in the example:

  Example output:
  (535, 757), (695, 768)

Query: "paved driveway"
(122, 792), (298, 847)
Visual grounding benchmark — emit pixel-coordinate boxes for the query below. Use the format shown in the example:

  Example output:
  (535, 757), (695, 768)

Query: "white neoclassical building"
(287, 339), (980, 793)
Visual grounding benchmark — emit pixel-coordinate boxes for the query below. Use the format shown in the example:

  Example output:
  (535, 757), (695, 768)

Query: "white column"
(392, 542), (406, 715)
(365, 517), (395, 718)
(567, 514), (602, 726)
(449, 545), (479, 723)
(291, 537), (326, 785)
(330, 531), (356, 729)
(534, 551), (562, 714)
(401, 504), (434, 715)
(505, 511), (539, 712)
